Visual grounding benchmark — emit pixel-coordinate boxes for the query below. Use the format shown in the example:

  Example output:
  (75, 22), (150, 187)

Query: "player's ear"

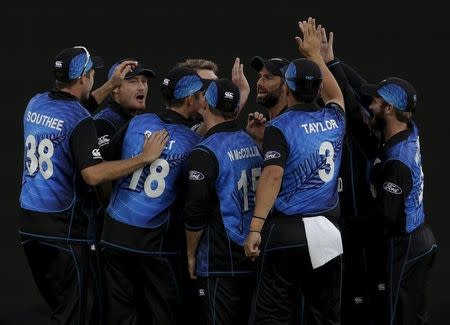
(384, 104), (394, 115)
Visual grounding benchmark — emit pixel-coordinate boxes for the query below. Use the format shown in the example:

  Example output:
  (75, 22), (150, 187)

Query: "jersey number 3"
(318, 141), (335, 183)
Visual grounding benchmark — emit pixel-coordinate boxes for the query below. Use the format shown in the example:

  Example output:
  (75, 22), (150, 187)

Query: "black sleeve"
(262, 126), (289, 168)
(94, 118), (116, 150)
(341, 63), (368, 91)
(184, 148), (218, 230)
(327, 59), (378, 158)
(327, 59), (365, 119)
(70, 117), (103, 172)
(81, 94), (100, 113)
(99, 121), (129, 161)
(377, 160), (413, 228)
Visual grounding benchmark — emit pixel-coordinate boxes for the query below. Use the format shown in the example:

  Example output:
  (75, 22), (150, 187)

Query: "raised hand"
(319, 27), (335, 64)
(231, 57), (250, 113)
(295, 17), (322, 59)
(110, 60), (138, 88)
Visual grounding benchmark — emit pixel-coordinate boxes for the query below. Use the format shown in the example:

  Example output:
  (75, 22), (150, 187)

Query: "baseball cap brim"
(360, 83), (378, 97)
(200, 78), (213, 91)
(91, 56), (104, 69)
(250, 56), (266, 72)
(251, 56), (289, 77)
(126, 66), (156, 79)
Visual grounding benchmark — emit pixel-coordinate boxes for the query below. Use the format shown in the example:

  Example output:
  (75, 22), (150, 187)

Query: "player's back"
(20, 92), (91, 212)
(107, 112), (201, 228)
(270, 103), (346, 216)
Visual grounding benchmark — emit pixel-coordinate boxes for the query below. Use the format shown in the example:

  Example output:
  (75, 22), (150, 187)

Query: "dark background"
(2, 1), (448, 323)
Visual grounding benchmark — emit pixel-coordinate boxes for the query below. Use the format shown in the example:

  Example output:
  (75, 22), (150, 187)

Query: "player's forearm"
(237, 90), (249, 116)
(308, 54), (344, 109)
(186, 229), (204, 258)
(91, 80), (116, 105)
(82, 154), (147, 186)
(250, 165), (283, 231)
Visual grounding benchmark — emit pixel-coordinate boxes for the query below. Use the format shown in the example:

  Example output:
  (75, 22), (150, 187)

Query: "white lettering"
(300, 119), (339, 134)
(228, 146), (260, 161)
(165, 140), (176, 150)
(56, 120), (64, 131)
(301, 123), (309, 133)
(26, 111), (65, 131)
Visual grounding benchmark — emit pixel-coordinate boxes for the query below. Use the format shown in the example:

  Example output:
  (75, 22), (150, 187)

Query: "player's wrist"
(250, 216), (266, 232)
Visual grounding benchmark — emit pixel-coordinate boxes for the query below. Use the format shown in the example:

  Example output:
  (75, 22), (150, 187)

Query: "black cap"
(361, 77), (417, 112)
(53, 46), (103, 82)
(205, 78), (240, 113)
(284, 58), (322, 92)
(161, 67), (204, 101)
(250, 56), (290, 77)
(107, 59), (156, 80)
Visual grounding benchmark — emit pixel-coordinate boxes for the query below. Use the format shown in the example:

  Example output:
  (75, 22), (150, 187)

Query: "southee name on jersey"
(26, 111), (65, 131)
(227, 145), (260, 162)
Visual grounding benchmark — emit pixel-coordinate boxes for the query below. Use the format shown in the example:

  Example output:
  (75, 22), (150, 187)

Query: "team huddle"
(19, 18), (436, 325)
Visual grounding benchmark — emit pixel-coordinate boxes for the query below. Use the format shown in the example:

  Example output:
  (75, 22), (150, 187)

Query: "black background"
(2, 1), (449, 323)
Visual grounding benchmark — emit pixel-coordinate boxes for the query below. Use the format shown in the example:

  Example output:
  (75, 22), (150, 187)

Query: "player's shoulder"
(324, 102), (345, 118)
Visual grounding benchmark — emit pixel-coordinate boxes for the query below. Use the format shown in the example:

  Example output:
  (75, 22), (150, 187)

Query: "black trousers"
(102, 247), (180, 325)
(253, 246), (342, 325)
(371, 233), (437, 325)
(22, 238), (93, 325)
(252, 217), (342, 325)
(370, 225), (437, 325)
(196, 276), (255, 325)
(340, 222), (370, 325)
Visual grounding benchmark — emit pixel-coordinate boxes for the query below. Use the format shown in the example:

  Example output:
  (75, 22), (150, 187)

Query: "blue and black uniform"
(327, 59), (379, 324)
(19, 89), (103, 324)
(92, 101), (132, 239)
(94, 101), (130, 148)
(255, 102), (346, 325)
(370, 124), (436, 325)
(100, 109), (201, 325)
(184, 120), (263, 325)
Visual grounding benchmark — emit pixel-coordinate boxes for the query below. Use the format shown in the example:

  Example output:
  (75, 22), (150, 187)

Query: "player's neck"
(268, 101), (287, 119)
(204, 114), (229, 133)
(169, 106), (191, 119)
(384, 120), (408, 142)
(58, 86), (83, 101)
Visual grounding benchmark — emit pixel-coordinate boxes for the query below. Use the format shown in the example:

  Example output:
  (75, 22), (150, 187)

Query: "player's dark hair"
(290, 87), (320, 103)
(378, 95), (413, 123)
(209, 106), (237, 119)
(55, 79), (78, 89)
(395, 109), (412, 123)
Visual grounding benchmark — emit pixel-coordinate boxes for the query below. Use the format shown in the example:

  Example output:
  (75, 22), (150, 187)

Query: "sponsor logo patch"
(353, 297), (364, 304)
(98, 135), (110, 147)
(189, 170), (205, 181)
(264, 150), (281, 161)
(198, 289), (206, 296)
(383, 182), (402, 195)
(224, 91), (234, 100)
(92, 148), (102, 159)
